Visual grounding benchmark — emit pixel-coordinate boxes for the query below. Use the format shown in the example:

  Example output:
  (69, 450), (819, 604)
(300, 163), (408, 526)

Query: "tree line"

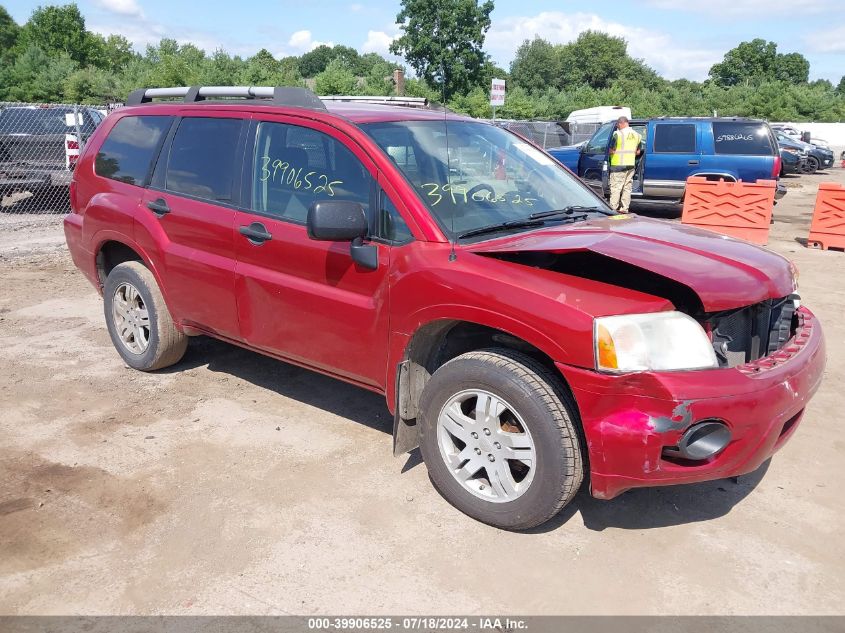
(1, 2), (844, 123)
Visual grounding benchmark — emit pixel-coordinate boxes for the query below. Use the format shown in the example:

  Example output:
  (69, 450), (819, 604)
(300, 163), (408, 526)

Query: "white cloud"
(807, 24), (845, 53)
(92, 0), (144, 18)
(286, 30), (333, 52)
(362, 30), (396, 55)
(646, 0), (833, 14)
(349, 3), (364, 12)
(486, 11), (722, 80)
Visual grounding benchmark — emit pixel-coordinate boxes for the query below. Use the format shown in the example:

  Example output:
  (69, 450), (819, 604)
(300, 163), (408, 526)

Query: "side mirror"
(307, 200), (379, 271)
(307, 200), (367, 242)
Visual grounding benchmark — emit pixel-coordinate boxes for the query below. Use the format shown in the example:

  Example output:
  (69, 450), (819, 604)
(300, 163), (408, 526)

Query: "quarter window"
(95, 115), (172, 186)
(165, 117), (242, 202)
(251, 121), (372, 223)
(378, 194), (412, 243)
(653, 124), (696, 153)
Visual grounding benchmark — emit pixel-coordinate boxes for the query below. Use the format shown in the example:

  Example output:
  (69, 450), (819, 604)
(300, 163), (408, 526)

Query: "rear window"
(653, 124), (696, 153)
(713, 122), (775, 156)
(95, 116), (172, 186)
(164, 117), (243, 202)
(0, 107), (98, 135)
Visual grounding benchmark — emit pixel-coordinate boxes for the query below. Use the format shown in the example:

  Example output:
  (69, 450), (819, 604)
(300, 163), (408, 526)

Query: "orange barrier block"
(681, 177), (776, 245)
(807, 182), (845, 250)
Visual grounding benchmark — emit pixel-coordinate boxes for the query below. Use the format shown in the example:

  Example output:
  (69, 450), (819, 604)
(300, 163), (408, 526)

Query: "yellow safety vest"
(610, 128), (641, 169)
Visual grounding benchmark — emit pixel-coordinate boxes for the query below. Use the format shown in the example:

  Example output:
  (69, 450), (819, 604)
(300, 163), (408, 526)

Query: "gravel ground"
(1, 168), (844, 615)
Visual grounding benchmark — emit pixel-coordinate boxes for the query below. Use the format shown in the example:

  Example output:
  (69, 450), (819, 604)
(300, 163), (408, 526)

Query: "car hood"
(547, 145), (582, 172)
(464, 216), (795, 312)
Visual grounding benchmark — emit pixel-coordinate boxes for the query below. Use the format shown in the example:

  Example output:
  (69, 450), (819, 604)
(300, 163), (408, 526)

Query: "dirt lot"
(1, 169), (844, 616)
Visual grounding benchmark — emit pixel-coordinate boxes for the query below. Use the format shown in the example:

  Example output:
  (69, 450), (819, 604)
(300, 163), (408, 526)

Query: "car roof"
(324, 101), (471, 124)
(124, 100), (474, 125)
(629, 117), (767, 124)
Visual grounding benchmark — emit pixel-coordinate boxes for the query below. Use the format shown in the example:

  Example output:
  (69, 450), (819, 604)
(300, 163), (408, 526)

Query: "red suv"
(64, 87), (825, 530)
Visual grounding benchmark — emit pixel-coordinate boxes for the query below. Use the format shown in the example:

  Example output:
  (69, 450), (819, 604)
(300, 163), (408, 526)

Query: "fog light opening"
(663, 420), (732, 462)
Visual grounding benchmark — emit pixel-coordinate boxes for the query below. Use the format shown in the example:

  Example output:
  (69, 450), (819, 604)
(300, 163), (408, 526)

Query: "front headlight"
(595, 312), (718, 372)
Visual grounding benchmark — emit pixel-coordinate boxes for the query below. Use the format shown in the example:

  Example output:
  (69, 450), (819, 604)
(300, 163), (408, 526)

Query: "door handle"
(239, 222), (272, 244)
(146, 198), (170, 216)
(688, 160), (700, 165)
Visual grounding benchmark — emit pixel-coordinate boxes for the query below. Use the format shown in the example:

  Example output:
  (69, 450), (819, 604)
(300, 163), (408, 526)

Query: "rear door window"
(653, 124), (696, 153)
(713, 122), (775, 156)
(164, 117), (243, 202)
(95, 115), (172, 186)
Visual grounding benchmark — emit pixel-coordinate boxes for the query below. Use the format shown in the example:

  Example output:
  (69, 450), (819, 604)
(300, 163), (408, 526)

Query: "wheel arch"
(391, 318), (576, 456)
(93, 236), (179, 328)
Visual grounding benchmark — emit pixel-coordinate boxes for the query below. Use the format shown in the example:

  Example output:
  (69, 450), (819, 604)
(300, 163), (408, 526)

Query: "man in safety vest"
(608, 116), (642, 213)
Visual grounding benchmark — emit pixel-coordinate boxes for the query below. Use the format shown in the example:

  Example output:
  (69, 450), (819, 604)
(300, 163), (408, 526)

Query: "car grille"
(707, 297), (797, 367)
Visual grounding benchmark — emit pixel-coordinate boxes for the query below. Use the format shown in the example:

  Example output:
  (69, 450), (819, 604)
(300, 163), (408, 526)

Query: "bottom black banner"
(0, 616), (842, 633)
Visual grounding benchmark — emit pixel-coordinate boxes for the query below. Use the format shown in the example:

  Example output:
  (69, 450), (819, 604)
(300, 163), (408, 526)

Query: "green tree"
(390, 0), (494, 100)
(18, 3), (90, 65)
(557, 31), (661, 91)
(298, 44), (335, 77)
(85, 33), (134, 73)
(356, 52), (390, 76)
(510, 37), (559, 93)
(0, 5), (20, 57)
(64, 66), (120, 103)
(709, 39), (809, 86)
(143, 39), (204, 87)
(314, 58), (358, 95)
(774, 51), (810, 83)
(202, 49), (244, 85)
(330, 44), (360, 72)
(361, 60), (396, 95)
(241, 48), (280, 84)
(479, 57), (507, 88)
(809, 78), (833, 90)
(835, 76), (845, 96)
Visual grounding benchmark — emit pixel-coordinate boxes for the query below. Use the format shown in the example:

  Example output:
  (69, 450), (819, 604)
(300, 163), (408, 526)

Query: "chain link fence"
(489, 120), (602, 149)
(1, 102), (109, 227)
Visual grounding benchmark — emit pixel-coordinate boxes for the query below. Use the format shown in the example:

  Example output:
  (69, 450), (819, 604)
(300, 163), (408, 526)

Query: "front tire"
(418, 349), (583, 530)
(103, 261), (187, 371)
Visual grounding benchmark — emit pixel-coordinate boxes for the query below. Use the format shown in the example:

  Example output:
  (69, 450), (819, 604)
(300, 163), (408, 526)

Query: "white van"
(566, 105), (632, 125)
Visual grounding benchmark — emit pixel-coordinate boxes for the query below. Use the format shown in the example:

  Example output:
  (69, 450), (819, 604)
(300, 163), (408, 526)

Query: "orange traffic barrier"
(681, 177), (776, 245)
(807, 182), (845, 251)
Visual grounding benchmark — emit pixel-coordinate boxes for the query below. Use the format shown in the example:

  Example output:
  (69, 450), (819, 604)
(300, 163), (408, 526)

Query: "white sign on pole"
(490, 78), (506, 107)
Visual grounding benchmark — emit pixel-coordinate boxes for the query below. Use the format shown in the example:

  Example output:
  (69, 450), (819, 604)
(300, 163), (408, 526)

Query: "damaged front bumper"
(557, 307), (825, 500)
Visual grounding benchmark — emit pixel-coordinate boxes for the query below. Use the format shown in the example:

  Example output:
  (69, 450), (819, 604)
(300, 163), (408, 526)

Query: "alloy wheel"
(436, 389), (536, 503)
(111, 282), (150, 354)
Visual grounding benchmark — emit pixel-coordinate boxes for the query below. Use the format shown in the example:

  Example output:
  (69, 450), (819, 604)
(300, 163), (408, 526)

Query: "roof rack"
(319, 95), (429, 109)
(125, 86), (327, 111)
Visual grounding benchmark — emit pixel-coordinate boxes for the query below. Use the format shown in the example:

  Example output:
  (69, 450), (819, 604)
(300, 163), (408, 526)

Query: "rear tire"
(103, 261), (187, 371)
(418, 348), (583, 530)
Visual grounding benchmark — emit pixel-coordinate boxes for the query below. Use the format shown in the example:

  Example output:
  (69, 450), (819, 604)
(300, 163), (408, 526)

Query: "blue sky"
(4, 0), (844, 82)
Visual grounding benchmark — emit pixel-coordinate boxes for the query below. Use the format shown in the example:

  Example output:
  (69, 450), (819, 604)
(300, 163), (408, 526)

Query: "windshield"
(362, 120), (609, 238)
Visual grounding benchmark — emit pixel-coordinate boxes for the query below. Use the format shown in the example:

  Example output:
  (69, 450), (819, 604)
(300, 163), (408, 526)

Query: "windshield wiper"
(458, 219), (546, 240)
(528, 205), (606, 220)
(457, 213), (589, 240)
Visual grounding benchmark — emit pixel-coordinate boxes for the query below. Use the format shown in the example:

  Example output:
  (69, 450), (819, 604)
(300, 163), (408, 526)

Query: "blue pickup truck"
(548, 117), (786, 208)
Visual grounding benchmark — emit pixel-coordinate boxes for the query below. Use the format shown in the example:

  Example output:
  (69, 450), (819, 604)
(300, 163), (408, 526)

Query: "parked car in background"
(779, 142), (807, 175)
(0, 105), (103, 206)
(548, 117), (784, 210)
(774, 131), (834, 173)
(63, 86), (825, 530)
(770, 124), (831, 150)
